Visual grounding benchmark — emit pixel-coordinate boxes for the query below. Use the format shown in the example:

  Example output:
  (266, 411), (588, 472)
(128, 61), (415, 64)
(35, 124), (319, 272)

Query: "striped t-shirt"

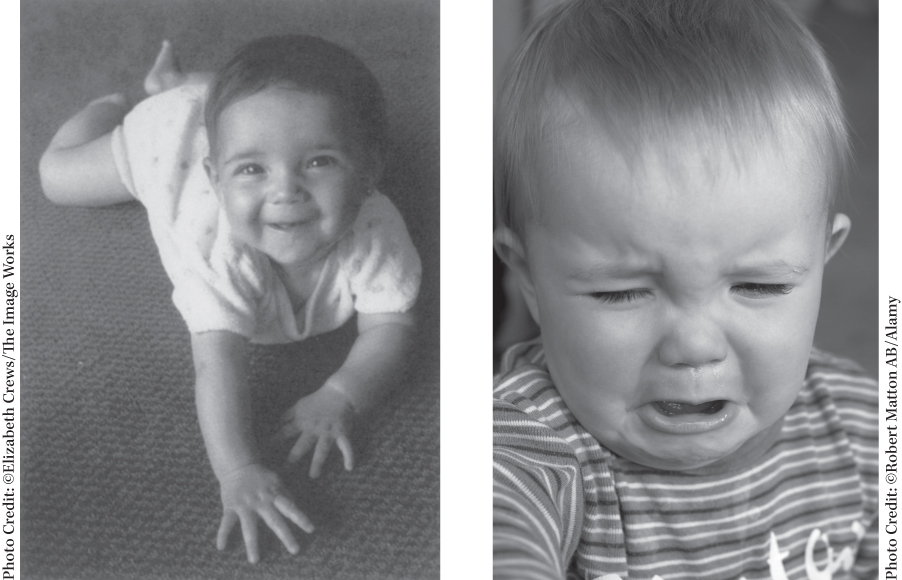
(493, 340), (878, 580)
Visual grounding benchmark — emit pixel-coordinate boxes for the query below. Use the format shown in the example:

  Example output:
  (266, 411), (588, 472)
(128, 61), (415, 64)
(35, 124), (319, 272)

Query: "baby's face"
(206, 87), (375, 269)
(508, 126), (849, 472)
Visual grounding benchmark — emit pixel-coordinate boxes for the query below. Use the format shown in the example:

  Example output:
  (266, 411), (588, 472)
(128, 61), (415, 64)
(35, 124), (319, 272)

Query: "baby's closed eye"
(587, 289), (651, 304)
(586, 283), (794, 304)
(731, 283), (793, 298)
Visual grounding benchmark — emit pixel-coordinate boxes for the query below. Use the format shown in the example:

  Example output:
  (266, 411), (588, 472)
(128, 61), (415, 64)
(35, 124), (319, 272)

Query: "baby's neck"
(274, 258), (326, 306)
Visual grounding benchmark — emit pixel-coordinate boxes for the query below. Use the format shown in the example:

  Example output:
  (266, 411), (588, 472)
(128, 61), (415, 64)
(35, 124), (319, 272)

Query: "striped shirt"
(493, 340), (878, 580)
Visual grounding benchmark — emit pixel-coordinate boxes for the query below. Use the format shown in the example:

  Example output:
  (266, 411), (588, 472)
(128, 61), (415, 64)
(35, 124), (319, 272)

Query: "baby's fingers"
(309, 437), (334, 479)
(89, 93), (128, 108)
(336, 434), (355, 472)
(258, 506), (299, 555)
(238, 512), (260, 564)
(288, 432), (317, 464)
(278, 415), (300, 440)
(275, 495), (315, 534)
(216, 511), (239, 551)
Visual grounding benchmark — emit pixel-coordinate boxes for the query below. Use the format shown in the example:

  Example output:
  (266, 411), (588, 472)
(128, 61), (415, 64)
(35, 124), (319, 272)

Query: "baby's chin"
(597, 416), (785, 474)
(612, 443), (743, 473)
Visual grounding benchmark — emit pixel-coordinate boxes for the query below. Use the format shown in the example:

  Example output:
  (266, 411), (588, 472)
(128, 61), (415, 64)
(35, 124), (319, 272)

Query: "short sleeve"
(346, 193), (421, 314)
(170, 255), (258, 338)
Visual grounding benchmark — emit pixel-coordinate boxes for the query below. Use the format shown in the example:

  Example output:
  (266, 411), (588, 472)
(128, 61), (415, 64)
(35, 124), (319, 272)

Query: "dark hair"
(205, 34), (387, 158)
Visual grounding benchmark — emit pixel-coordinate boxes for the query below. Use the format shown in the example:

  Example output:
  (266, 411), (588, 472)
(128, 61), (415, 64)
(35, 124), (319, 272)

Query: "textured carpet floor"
(21, 1), (439, 578)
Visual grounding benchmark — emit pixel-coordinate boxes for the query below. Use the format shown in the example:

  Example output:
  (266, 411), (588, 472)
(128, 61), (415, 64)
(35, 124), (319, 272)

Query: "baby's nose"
(270, 174), (310, 203)
(657, 311), (727, 368)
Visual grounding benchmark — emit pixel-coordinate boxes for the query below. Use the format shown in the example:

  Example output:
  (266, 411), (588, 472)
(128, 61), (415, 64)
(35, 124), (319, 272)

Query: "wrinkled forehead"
(533, 94), (831, 220)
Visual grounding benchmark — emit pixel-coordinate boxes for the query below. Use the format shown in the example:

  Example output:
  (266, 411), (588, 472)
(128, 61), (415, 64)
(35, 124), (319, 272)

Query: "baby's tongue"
(655, 400), (723, 416)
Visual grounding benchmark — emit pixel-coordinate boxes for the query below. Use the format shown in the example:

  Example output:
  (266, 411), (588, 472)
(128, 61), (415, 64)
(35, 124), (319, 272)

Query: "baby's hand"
(280, 385), (356, 479)
(217, 463), (314, 564)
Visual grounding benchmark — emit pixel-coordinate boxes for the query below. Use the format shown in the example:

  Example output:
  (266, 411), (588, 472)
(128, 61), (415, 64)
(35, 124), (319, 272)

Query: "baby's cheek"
(551, 317), (631, 382)
(595, 312), (659, 366)
(739, 334), (810, 418)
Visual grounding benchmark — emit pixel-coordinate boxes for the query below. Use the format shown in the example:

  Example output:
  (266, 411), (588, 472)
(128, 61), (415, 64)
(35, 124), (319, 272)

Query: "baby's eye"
(308, 156), (338, 169)
(236, 164), (265, 176)
(588, 289), (651, 304)
(731, 283), (793, 298)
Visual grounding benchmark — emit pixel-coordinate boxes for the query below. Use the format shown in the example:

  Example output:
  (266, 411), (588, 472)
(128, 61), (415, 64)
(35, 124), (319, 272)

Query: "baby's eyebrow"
(733, 260), (810, 278)
(222, 149), (265, 166)
(566, 263), (657, 282)
(566, 259), (810, 283)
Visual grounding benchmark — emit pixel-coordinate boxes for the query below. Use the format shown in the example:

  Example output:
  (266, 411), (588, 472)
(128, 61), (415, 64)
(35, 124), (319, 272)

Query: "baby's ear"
(824, 212), (851, 264)
(494, 227), (541, 326)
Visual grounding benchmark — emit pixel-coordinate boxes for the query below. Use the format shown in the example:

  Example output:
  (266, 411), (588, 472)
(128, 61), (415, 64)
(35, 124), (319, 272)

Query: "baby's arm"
(281, 311), (415, 477)
(192, 331), (314, 563)
(39, 94), (133, 206)
(494, 468), (571, 580)
(494, 406), (582, 580)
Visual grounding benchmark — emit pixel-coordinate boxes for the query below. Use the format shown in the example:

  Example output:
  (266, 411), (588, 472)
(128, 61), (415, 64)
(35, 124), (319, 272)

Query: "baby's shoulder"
(796, 348), (878, 453)
(350, 192), (407, 237)
(493, 353), (576, 453)
(803, 348), (877, 406)
(493, 339), (549, 400)
(492, 339), (592, 442)
(336, 192), (416, 267)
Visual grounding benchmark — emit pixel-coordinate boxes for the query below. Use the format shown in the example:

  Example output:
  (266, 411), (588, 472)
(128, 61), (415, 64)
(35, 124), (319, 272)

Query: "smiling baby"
(40, 35), (420, 564)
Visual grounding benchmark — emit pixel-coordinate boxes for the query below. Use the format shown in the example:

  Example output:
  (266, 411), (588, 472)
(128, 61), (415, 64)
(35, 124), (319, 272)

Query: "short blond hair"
(495, 0), (849, 236)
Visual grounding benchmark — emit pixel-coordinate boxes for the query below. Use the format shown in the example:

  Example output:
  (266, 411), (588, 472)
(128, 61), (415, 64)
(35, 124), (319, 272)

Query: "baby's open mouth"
(639, 399), (735, 434)
(268, 220), (308, 231)
(654, 400), (726, 416)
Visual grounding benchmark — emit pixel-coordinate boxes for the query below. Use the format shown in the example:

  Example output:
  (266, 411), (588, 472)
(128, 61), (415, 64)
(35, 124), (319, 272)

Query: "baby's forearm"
(46, 95), (128, 152)
(191, 332), (262, 480)
(325, 313), (415, 414)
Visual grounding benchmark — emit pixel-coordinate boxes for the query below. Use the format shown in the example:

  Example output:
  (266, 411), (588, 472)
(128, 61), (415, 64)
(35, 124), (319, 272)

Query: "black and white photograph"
(492, 0), (880, 578)
(20, 1), (439, 578)
(9, 0), (898, 578)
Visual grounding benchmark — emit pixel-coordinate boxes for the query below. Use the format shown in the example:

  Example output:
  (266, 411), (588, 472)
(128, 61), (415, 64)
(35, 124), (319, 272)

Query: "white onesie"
(110, 83), (421, 344)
